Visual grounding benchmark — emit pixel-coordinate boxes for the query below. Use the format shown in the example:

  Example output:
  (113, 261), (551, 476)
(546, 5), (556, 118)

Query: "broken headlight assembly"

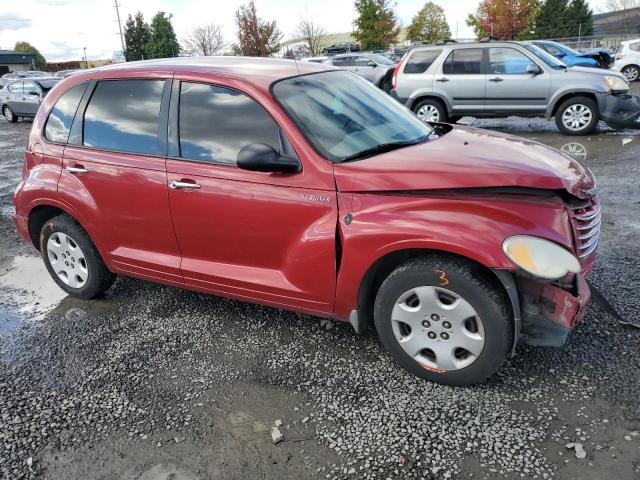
(502, 235), (581, 280)
(603, 75), (629, 93)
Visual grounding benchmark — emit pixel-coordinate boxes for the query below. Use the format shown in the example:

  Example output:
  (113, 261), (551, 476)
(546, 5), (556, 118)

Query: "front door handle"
(489, 77), (504, 82)
(436, 78), (449, 83)
(169, 180), (201, 190)
(66, 166), (88, 174)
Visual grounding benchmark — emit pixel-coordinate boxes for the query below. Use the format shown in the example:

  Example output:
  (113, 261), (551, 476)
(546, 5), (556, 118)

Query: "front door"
(166, 80), (337, 315)
(20, 81), (42, 116)
(485, 47), (550, 114)
(437, 48), (485, 115)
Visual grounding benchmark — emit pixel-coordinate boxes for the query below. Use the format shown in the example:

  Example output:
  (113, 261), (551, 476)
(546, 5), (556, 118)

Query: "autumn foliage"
(466, 0), (540, 40)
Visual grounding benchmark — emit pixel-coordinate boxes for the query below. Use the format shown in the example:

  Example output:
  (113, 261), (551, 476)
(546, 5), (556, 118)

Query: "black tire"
(621, 64), (639, 82)
(40, 214), (116, 299)
(413, 98), (449, 124)
(554, 96), (599, 136)
(3, 105), (18, 123)
(373, 255), (513, 386)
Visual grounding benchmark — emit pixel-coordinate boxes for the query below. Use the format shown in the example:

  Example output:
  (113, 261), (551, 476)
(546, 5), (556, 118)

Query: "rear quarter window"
(630, 42), (640, 52)
(403, 50), (442, 74)
(44, 83), (87, 144)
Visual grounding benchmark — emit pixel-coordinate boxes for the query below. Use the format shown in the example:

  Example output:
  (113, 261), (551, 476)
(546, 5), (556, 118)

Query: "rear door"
(5, 81), (24, 113)
(485, 47), (550, 114)
(58, 77), (183, 284)
(166, 79), (337, 315)
(437, 48), (485, 115)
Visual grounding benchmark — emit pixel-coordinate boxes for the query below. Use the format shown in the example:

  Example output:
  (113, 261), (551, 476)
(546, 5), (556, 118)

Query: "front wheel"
(40, 214), (116, 299)
(413, 99), (448, 124)
(555, 96), (599, 136)
(3, 105), (17, 123)
(374, 256), (513, 386)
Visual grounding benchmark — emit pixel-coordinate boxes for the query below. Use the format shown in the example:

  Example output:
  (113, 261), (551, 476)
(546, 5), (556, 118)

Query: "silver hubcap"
(416, 105), (440, 122)
(391, 286), (485, 372)
(4, 107), (14, 121)
(562, 104), (593, 131)
(561, 142), (588, 160)
(623, 66), (639, 82)
(47, 232), (88, 288)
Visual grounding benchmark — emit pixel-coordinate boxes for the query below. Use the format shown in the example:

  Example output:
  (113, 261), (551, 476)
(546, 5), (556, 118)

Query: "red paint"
(12, 58), (597, 331)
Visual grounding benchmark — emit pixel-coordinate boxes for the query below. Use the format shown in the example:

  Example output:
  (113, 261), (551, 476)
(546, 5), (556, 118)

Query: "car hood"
(566, 65), (625, 80)
(333, 125), (595, 199)
(577, 48), (609, 56)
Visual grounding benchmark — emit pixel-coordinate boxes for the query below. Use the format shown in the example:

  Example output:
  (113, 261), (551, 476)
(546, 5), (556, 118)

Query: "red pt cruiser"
(12, 58), (600, 385)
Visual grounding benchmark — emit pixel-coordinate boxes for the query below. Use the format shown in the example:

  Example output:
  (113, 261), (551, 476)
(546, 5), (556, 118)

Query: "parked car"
(391, 41), (637, 135)
(612, 38), (640, 82)
(532, 40), (612, 69)
(1, 71), (52, 89)
(1, 78), (60, 122)
(300, 56), (329, 63)
(53, 69), (80, 78)
(323, 53), (396, 91)
(322, 42), (360, 55)
(13, 57), (603, 386)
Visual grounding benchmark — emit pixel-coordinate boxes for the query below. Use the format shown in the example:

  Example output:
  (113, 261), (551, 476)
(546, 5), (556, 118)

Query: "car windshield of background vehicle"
(524, 44), (567, 69)
(272, 71), (433, 163)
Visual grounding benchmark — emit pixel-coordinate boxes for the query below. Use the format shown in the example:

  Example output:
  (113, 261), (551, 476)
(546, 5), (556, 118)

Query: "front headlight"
(502, 235), (581, 280)
(603, 75), (629, 92)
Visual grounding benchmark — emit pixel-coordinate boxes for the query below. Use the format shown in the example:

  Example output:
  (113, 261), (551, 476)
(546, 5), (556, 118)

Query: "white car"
(613, 39), (640, 82)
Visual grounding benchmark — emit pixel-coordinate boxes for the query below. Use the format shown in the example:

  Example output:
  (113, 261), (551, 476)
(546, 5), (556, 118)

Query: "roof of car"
(90, 56), (330, 88)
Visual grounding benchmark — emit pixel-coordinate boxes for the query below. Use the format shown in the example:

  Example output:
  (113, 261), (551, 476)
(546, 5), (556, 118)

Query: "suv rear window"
(83, 79), (165, 155)
(443, 48), (483, 74)
(44, 83), (87, 143)
(403, 50), (442, 74)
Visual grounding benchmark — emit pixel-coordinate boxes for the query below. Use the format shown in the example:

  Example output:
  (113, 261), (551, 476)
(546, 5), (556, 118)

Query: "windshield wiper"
(341, 138), (426, 163)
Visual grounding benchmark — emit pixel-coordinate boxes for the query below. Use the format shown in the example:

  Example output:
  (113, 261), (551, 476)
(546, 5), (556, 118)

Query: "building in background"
(0, 50), (37, 75)
(593, 7), (640, 36)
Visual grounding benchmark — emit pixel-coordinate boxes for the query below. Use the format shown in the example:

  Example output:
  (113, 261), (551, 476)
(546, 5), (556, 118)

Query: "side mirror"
(237, 143), (301, 174)
(526, 64), (542, 75)
(367, 61), (377, 67)
(28, 90), (40, 96)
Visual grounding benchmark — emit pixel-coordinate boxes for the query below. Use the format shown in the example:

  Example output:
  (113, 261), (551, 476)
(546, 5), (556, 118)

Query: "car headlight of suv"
(603, 75), (629, 92)
(502, 235), (581, 280)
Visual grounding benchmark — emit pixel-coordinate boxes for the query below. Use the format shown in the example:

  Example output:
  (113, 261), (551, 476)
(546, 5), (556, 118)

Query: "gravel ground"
(1, 91), (640, 480)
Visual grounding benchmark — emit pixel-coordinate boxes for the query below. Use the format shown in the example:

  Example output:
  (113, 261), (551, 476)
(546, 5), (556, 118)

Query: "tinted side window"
(83, 80), (164, 155)
(45, 83), (87, 143)
(630, 42), (640, 52)
(489, 48), (534, 74)
(443, 49), (483, 74)
(403, 49), (442, 74)
(23, 82), (39, 94)
(178, 82), (281, 165)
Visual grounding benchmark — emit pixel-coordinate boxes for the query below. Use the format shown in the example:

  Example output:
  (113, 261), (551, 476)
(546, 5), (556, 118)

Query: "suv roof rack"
(434, 39), (458, 45)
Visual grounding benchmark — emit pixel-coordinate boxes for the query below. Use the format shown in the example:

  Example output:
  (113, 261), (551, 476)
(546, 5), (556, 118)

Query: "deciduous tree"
(145, 12), (180, 59)
(124, 11), (150, 61)
(353, 0), (400, 50)
(406, 2), (451, 43)
(294, 17), (327, 55)
(466, 0), (540, 40)
(235, 1), (283, 56)
(14, 41), (46, 70)
(183, 23), (226, 56)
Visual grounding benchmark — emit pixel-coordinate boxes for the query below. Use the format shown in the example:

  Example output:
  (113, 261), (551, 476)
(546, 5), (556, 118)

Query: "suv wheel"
(622, 65), (639, 82)
(374, 256), (512, 386)
(3, 105), (17, 123)
(413, 99), (448, 123)
(555, 96), (599, 136)
(40, 214), (116, 299)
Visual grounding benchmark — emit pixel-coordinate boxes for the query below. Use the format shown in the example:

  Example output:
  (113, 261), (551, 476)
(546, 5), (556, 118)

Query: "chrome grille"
(572, 199), (601, 259)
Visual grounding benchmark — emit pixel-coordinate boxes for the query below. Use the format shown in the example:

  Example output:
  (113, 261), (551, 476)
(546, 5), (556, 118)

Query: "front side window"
(22, 81), (39, 95)
(443, 48), (483, 74)
(404, 49), (442, 74)
(45, 83), (87, 143)
(8, 82), (23, 94)
(332, 56), (354, 67)
(178, 82), (281, 165)
(354, 56), (372, 67)
(272, 71), (433, 163)
(83, 79), (164, 155)
(489, 48), (535, 74)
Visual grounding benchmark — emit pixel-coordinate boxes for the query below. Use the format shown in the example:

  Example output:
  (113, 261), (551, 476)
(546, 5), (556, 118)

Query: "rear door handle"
(66, 166), (87, 174)
(436, 78), (449, 83)
(169, 180), (201, 190)
(489, 77), (504, 82)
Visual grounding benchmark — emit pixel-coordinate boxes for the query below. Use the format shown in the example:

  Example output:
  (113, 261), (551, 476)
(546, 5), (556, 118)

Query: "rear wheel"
(374, 255), (512, 386)
(555, 96), (599, 136)
(40, 214), (116, 299)
(621, 65), (639, 82)
(3, 105), (17, 123)
(413, 98), (448, 124)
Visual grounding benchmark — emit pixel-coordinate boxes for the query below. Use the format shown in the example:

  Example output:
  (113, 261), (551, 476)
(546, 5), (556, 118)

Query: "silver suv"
(391, 41), (633, 135)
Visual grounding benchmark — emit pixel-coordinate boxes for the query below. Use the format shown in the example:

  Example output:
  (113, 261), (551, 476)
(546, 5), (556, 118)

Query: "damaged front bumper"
(597, 92), (640, 130)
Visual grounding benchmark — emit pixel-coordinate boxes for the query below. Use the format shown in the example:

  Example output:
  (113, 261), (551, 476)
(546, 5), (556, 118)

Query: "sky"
(0, 0), (609, 63)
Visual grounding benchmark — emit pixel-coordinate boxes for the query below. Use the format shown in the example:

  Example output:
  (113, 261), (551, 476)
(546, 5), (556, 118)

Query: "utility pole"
(83, 47), (87, 68)
(114, 0), (126, 57)
(577, 23), (582, 50)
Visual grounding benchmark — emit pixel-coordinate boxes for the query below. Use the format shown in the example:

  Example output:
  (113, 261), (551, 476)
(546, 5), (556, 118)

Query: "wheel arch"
(548, 91), (599, 119)
(409, 94), (451, 114)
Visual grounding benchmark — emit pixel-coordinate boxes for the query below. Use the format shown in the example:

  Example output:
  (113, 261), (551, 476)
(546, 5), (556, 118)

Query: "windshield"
(524, 44), (567, 69)
(272, 71), (433, 163)
(552, 42), (580, 56)
(368, 54), (395, 65)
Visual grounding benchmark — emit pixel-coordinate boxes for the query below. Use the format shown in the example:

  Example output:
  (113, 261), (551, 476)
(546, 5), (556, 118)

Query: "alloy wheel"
(391, 286), (485, 371)
(561, 104), (593, 132)
(47, 232), (89, 289)
(416, 105), (440, 123)
(3, 106), (14, 122)
(622, 66), (639, 82)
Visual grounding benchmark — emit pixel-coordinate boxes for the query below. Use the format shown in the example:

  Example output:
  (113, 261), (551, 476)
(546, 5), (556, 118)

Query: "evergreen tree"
(353, 0), (400, 50)
(535, 0), (592, 38)
(124, 11), (150, 61)
(145, 12), (180, 59)
(406, 2), (451, 43)
(235, 1), (283, 56)
(567, 0), (593, 37)
(14, 41), (47, 70)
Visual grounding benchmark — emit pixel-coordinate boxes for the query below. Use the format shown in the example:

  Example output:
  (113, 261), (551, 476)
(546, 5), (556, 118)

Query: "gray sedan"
(323, 53), (396, 91)
(1, 78), (59, 122)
